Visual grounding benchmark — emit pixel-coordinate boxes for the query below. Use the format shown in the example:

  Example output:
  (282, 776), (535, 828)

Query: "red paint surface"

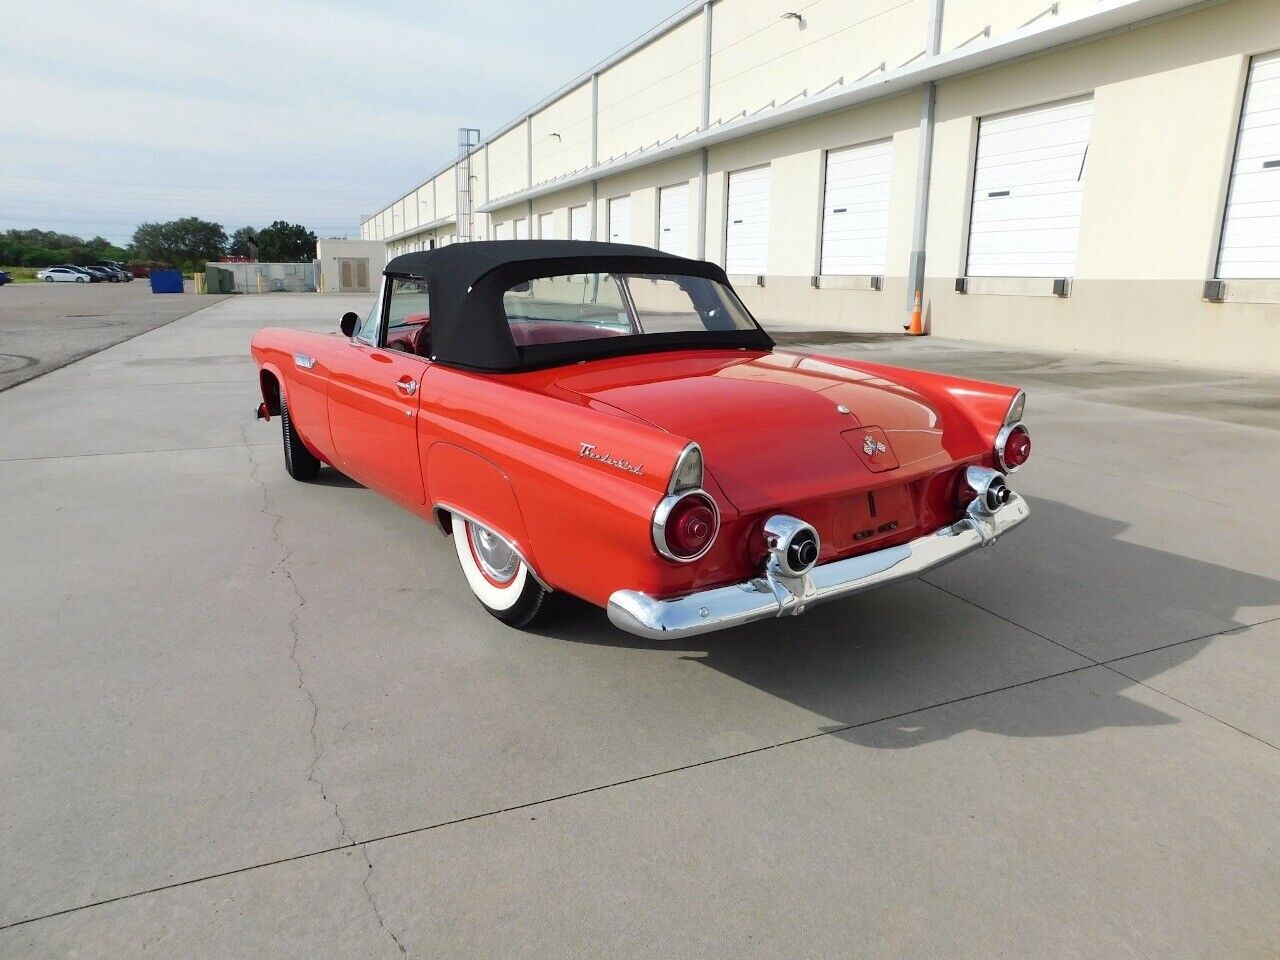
(253, 329), (1023, 608)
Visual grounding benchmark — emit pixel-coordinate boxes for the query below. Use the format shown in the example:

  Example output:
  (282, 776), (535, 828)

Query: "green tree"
(227, 226), (258, 259)
(131, 217), (228, 271)
(0, 229), (127, 267)
(254, 221), (316, 262)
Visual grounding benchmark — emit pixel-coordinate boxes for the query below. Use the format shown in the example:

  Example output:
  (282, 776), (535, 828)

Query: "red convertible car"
(252, 241), (1030, 639)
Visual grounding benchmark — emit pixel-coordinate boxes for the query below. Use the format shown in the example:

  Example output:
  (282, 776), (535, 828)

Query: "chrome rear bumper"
(607, 492), (1030, 641)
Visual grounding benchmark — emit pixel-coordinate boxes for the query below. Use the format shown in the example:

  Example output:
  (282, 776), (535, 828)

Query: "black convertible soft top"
(383, 240), (774, 372)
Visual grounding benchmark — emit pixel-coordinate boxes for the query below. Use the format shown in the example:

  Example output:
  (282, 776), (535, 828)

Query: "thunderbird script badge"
(579, 442), (644, 476)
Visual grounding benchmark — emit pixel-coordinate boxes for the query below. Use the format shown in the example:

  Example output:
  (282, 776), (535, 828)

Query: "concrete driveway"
(0, 279), (225, 392)
(2, 295), (1276, 958)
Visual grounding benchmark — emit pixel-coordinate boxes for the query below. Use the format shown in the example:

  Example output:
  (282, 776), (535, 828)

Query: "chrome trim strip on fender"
(608, 489), (1030, 641)
(432, 502), (553, 592)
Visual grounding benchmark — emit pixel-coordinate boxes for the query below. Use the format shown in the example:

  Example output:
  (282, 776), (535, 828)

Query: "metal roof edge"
(475, 0), (1210, 214)
(378, 215), (458, 244)
(362, 1), (708, 224)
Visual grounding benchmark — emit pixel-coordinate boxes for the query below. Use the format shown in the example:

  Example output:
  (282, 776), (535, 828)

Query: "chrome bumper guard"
(607, 491), (1030, 641)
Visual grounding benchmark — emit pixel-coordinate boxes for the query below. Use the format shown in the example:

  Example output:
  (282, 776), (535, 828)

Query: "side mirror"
(340, 312), (358, 338)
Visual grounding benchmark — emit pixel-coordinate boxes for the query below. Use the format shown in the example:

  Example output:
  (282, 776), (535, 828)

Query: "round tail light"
(654, 492), (720, 561)
(998, 424), (1031, 472)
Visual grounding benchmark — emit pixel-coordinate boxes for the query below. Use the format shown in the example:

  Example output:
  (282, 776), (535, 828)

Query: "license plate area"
(831, 484), (917, 550)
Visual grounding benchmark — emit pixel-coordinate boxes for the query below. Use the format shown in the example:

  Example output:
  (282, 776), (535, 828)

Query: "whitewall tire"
(451, 513), (548, 627)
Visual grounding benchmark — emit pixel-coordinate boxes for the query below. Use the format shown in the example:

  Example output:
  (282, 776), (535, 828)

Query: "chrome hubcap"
(469, 523), (519, 584)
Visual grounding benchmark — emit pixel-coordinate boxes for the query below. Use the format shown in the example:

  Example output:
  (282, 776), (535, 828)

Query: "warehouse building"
(362, 0), (1280, 373)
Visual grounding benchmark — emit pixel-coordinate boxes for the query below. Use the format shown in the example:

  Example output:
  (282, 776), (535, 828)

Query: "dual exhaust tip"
(763, 515), (821, 577)
(764, 466), (1012, 578)
(965, 465), (1012, 513)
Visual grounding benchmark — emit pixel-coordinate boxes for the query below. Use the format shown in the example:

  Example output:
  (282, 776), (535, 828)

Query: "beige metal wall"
(414, 182), (433, 229)
(923, 0), (1279, 370)
(362, 0), (1280, 372)
(486, 125), (529, 202)
(532, 83), (593, 183)
(598, 15), (703, 162)
(708, 0), (927, 123)
(938, 0), (1098, 51)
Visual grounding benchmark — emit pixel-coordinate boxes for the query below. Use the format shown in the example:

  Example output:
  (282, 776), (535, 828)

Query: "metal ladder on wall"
(456, 127), (481, 242)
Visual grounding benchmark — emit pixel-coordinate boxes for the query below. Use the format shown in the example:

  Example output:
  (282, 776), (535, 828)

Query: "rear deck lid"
(553, 350), (952, 512)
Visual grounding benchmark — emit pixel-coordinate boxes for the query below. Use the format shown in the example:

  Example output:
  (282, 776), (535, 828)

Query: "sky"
(0, 0), (686, 246)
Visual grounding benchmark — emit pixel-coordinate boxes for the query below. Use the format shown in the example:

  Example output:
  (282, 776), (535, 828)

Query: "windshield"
(502, 272), (758, 348)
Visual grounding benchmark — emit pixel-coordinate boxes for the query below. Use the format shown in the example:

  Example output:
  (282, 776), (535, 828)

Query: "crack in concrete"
(241, 426), (408, 957)
(6, 611), (1275, 933)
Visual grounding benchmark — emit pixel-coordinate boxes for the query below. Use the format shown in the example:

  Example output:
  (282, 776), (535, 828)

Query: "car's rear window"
(501, 273), (757, 348)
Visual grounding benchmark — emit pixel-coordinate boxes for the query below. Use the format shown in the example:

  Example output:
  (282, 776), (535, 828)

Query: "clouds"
(0, 0), (679, 243)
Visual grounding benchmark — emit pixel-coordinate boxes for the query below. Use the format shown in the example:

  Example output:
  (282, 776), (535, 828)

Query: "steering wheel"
(410, 319), (431, 357)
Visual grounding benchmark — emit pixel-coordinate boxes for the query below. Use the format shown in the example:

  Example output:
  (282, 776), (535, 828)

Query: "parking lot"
(1, 294), (1277, 957)
(0, 279), (223, 392)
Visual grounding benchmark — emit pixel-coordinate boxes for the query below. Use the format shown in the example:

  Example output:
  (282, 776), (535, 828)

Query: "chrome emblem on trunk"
(863, 434), (887, 456)
(579, 442), (644, 476)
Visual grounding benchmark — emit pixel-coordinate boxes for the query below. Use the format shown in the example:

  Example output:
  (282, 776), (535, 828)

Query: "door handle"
(395, 378), (419, 396)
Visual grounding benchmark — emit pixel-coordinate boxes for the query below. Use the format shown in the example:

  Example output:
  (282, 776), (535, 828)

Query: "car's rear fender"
(419, 365), (745, 607)
(425, 443), (546, 584)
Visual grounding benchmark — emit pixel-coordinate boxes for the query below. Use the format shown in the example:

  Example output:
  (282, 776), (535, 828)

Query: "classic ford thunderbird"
(252, 241), (1030, 638)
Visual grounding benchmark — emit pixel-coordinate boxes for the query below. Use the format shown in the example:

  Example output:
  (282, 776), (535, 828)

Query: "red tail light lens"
(999, 424), (1031, 471)
(658, 492), (719, 561)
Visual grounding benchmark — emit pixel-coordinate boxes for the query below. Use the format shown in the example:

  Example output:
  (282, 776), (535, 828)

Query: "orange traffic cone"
(907, 290), (925, 336)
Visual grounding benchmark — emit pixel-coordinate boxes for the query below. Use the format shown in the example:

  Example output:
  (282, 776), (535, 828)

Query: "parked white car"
(37, 267), (90, 283)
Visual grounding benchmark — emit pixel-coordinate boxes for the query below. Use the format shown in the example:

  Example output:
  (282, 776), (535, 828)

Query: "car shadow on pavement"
(309, 467), (364, 489)
(542, 497), (1280, 750)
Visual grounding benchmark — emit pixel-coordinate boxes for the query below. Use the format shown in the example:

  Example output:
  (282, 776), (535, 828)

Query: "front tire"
(76, 277), (87, 283)
(43, 277), (53, 282)
(451, 514), (548, 628)
(280, 394), (321, 481)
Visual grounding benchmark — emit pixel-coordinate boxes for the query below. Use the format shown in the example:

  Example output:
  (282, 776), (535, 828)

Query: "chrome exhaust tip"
(964, 466), (1011, 514)
(763, 515), (821, 576)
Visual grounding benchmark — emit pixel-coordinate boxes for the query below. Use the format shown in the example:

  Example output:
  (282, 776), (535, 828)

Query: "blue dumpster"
(150, 269), (184, 294)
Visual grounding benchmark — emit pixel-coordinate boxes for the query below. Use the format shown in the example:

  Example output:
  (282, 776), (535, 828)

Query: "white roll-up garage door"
(966, 96), (1093, 278)
(820, 140), (892, 276)
(608, 196), (632, 243)
(658, 182), (690, 255)
(538, 212), (555, 239)
(570, 205), (590, 241)
(1218, 51), (1280, 279)
(725, 165), (770, 276)
(514, 218), (529, 240)
(494, 221), (510, 241)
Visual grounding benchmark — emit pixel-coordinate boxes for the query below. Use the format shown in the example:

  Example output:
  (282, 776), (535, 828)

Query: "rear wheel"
(280, 394), (321, 481)
(451, 513), (548, 628)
